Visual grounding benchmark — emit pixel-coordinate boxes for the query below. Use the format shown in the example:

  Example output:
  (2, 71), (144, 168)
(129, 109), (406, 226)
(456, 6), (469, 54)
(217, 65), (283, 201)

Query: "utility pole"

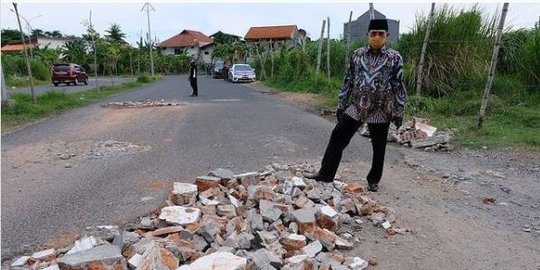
(316, 19), (326, 75)
(369, 3), (375, 19)
(478, 3), (509, 128)
(415, 3), (436, 112)
(141, 3), (155, 76)
(13, 3), (35, 103)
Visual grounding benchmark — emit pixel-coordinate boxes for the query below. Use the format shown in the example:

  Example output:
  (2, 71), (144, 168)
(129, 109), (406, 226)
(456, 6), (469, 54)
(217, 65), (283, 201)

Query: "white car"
(228, 64), (256, 83)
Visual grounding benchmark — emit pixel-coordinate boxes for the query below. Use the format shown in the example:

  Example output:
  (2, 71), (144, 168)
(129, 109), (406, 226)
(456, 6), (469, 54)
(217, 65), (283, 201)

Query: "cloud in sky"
(1, 2), (538, 45)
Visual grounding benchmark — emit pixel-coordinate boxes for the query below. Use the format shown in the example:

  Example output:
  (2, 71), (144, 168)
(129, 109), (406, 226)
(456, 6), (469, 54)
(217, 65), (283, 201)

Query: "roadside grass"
(1, 75), (163, 131)
(261, 76), (540, 150)
(6, 76), (51, 87)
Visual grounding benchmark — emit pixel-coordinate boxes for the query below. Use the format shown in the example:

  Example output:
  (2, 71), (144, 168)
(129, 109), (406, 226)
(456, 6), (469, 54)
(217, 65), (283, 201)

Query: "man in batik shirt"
(306, 19), (407, 192)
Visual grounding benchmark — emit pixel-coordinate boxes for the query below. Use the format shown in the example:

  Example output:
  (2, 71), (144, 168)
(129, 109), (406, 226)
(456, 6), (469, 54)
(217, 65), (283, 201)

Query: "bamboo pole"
(415, 3), (436, 112)
(316, 19), (326, 75)
(478, 3), (509, 128)
(13, 3), (35, 103)
(345, 11), (353, 70)
(326, 16), (331, 81)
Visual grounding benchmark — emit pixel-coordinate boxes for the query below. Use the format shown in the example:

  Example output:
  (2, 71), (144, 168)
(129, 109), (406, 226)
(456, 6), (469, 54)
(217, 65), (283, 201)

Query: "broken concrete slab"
(10, 256), (30, 268)
(171, 182), (198, 205)
(67, 236), (106, 255)
(259, 200), (282, 222)
(31, 248), (56, 260)
(58, 244), (123, 268)
(128, 253), (143, 268)
(177, 252), (247, 270)
(253, 248), (283, 269)
(159, 206), (201, 226)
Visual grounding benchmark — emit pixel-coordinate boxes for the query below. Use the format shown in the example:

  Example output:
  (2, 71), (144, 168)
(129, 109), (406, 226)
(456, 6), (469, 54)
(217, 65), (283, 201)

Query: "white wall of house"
(37, 38), (70, 50)
(201, 46), (214, 64)
(161, 47), (176, 55)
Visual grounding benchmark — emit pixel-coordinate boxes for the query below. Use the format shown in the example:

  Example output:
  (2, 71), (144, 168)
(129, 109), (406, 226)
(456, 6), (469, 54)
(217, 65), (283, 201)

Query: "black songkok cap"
(368, 19), (389, 31)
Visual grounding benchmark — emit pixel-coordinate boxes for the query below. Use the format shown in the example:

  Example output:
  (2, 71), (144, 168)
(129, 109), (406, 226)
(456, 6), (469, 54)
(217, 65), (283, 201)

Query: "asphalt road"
(7, 76), (136, 97)
(1, 75), (403, 259)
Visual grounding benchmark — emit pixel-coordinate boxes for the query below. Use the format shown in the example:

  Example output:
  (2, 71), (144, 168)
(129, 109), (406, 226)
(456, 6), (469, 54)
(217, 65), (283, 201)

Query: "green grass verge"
(6, 76), (51, 87)
(261, 76), (539, 150)
(1, 75), (163, 130)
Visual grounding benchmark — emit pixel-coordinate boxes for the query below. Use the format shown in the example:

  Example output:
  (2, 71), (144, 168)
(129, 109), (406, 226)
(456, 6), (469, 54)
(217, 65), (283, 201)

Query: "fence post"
(1, 62), (10, 106)
(415, 3), (436, 112)
(478, 3), (509, 129)
(316, 19), (326, 75)
(327, 16), (331, 81)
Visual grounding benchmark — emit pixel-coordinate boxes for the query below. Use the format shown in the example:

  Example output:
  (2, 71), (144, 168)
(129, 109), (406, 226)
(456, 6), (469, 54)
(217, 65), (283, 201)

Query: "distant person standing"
(188, 60), (198, 97)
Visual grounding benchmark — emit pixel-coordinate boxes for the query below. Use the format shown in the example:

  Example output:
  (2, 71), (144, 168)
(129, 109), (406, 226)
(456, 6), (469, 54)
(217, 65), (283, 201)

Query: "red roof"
(1, 43), (36, 52)
(159, 30), (213, 48)
(244, 25), (297, 40)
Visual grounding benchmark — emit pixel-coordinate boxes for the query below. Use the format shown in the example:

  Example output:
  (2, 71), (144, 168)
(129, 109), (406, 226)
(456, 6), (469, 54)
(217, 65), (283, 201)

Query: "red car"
(52, 63), (88, 86)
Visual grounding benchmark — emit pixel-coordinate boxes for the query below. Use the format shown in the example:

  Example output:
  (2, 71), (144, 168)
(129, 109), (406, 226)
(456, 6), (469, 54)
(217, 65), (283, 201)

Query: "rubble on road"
(8, 163), (403, 270)
(102, 101), (183, 108)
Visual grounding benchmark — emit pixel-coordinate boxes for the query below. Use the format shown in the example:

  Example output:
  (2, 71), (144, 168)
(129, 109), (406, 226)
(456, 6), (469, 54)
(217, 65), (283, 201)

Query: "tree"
(31, 28), (45, 37)
(61, 37), (87, 64)
(1, 29), (23, 46)
(105, 23), (127, 44)
(35, 45), (60, 67)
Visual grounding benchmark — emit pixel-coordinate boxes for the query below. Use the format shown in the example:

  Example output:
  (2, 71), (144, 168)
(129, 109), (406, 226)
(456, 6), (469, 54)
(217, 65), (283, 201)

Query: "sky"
(1, 1), (539, 45)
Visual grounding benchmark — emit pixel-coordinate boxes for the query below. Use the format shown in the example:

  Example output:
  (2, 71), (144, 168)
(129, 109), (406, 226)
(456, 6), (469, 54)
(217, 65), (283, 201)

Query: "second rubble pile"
(10, 163), (404, 270)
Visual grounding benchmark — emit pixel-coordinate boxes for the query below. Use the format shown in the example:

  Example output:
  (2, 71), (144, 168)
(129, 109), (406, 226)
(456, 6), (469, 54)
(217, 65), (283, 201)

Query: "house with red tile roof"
(158, 30), (214, 63)
(244, 25), (303, 49)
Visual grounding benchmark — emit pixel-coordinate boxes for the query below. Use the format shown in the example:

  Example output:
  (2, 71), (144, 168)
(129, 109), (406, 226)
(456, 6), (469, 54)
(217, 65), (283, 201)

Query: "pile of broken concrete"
(9, 163), (406, 270)
(102, 101), (183, 108)
(362, 118), (453, 151)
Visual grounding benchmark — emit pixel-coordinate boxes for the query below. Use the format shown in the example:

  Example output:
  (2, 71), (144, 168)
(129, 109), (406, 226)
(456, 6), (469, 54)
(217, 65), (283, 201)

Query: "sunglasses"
(369, 31), (387, 37)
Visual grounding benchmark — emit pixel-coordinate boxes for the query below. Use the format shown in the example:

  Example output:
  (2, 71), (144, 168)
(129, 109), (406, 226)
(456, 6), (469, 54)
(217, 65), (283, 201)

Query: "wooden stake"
(316, 19), (326, 75)
(346, 11), (353, 70)
(327, 16), (331, 81)
(478, 3), (509, 128)
(415, 3), (436, 112)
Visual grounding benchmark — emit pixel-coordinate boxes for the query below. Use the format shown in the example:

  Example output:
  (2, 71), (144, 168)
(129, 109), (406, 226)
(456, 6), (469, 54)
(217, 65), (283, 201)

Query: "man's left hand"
(392, 116), (403, 129)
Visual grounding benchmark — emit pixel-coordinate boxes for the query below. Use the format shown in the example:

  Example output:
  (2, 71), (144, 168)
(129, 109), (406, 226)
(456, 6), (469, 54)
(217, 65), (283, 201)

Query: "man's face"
(367, 30), (388, 49)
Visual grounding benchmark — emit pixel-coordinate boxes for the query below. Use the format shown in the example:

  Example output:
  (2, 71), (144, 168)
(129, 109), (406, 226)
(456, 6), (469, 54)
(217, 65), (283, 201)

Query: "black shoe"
(304, 172), (333, 183)
(367, 183), (379, 192)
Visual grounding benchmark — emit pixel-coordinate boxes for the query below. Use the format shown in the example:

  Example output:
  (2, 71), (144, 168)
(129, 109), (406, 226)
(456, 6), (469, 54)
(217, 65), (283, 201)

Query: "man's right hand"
(336, 108), (345, 121)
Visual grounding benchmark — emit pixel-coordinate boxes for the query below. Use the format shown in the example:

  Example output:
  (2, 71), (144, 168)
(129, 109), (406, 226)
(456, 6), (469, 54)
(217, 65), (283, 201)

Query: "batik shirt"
(338, 45), (407, 124)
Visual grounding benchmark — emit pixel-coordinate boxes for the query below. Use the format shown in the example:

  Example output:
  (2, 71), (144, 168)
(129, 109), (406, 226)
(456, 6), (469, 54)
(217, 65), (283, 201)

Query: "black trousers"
(190, 78), (198, 96)
(319, 114), (390, 184)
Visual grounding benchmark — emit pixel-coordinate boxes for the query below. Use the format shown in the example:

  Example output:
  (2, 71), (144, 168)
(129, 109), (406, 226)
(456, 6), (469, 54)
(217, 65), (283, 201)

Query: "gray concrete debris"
(159, 206), (201, 225)
(102, 101), (183, 108)
(302, 240), (323, 257)
(58, 244), (123, 268)
(128, 253), (143, 268)
(177, 252), (247, 270)
(10, 256), (30, 268)
(82, 225), (120, 241)
(253, 248), (283, 269)
(31, 248), (56, 260)
(260, 200), (283, 222)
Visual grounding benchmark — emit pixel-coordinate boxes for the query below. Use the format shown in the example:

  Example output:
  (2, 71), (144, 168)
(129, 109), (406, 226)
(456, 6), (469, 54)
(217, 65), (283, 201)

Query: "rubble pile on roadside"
(361, 117), (454, 151)
(102, 101), (183, 108)
(9, 163), (406, 270)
